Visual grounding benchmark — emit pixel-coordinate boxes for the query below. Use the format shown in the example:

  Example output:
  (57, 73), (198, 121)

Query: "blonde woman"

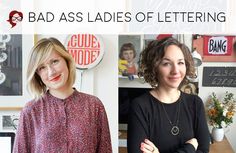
(13, 38), (112, 153)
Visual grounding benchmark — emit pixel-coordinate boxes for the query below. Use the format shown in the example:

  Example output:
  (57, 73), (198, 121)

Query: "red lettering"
(84, 34), (91, 47)
(91, 35), (98, 48)
(84, 49), (90, 65)
(68, 35), (77, 47)
(69, 49), (77, 62)
(77, 50), (83, 65)
(91, 50), (99, 63)
(77, 35), (83, 47)
(67, 34), (101, 67)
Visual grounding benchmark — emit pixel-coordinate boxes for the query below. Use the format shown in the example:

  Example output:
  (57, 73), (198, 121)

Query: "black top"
(128, 91), (210, 153)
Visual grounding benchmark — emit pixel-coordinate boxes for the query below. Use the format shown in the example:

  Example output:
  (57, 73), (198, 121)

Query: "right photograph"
(118, 34), (236, 153)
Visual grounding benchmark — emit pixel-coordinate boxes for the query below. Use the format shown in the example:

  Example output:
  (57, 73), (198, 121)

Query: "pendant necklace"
(161, 100), (181, 136)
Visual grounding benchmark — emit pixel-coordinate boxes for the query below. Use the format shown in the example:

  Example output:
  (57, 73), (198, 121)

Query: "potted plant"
(206, 92), (236, 141)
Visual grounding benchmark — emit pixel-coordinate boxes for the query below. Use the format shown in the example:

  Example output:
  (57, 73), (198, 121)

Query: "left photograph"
(0, 34), (118, 153)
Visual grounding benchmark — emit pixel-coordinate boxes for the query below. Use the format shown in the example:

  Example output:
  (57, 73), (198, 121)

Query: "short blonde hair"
(27, 37), (76, 99)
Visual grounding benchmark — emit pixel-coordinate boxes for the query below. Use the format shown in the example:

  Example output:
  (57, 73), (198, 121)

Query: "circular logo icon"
(65, 34), (105, 70)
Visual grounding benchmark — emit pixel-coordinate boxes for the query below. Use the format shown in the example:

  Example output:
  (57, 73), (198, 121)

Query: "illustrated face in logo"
(7, 10), (23, 28)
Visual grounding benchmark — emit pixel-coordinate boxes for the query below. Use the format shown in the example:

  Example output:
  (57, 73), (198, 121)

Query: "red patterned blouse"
(13, 90), (112, 153)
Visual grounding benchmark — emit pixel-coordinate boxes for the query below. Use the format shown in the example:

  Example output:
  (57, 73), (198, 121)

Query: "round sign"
(0, 72), (6, 84)
(65, 34), (105, 70)
(0, 52), (8, 62)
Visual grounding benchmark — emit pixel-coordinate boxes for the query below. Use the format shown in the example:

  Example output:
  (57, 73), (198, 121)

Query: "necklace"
(161, 100), (181, 136)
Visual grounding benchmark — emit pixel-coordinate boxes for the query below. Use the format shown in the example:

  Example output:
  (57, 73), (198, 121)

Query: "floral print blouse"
(13, 90), (112, 153)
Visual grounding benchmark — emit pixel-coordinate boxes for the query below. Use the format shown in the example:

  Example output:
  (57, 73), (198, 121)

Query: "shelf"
(119, 77), (151, 88)
(0, 107), (22, 111)
(118, 75), (139, 79)
(119, 130), (127, 147)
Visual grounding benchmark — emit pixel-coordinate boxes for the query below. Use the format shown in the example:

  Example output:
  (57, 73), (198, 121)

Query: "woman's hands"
(186, 138), (198, 150)
(140, 139), (159, 153)
(140, 138), (198, 153)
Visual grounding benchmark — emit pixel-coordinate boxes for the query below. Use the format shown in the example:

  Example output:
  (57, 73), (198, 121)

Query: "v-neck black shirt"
(128, 91), (210, 153)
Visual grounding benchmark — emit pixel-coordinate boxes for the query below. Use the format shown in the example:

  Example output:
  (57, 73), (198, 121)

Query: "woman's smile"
(49, 74), (61, 82)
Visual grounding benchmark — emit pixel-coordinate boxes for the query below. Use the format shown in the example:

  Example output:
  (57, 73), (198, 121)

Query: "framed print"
(118, 35), (141, 77)
(1, 115), (19, 131)
(203, 36), (234, 56)
(0, 34), (33, 107)
(0, 107), (22, 132)
(193, 35), (236, 62)
(0, 34), (22, 96)
(180, 82), (198, 95)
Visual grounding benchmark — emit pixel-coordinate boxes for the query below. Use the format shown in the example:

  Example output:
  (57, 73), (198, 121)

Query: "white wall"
(93, 35), (118, 153)
(198, 62), (236, 151)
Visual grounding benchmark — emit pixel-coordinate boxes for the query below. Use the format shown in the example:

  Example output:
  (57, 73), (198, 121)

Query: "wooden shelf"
(119, 147), (127, 153)
(119, 130), (127, 139)
(0, 107), (22, 111)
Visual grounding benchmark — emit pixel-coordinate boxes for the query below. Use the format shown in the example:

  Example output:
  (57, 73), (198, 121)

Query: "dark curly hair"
(138, 37), (195, 88)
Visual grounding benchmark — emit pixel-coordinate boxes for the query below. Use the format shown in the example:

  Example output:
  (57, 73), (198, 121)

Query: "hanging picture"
(0, 34), (22, 95)
(118, 35), (141, 78)
(0, 34), (34, 107)
(0, 107), (22, 132)
(180, 82), (198, 95)
(193, 35), (236, 62)
(203, 36), (234, 56)
(1, 115), (19, 131)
